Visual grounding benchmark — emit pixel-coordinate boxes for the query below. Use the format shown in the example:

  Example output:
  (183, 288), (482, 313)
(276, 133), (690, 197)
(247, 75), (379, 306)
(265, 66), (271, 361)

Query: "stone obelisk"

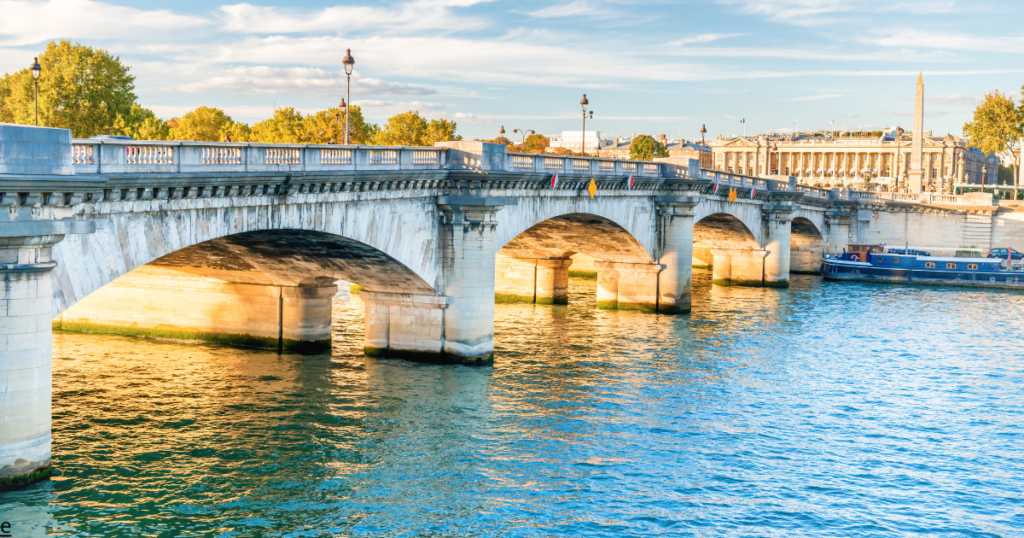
(907, 72), (925, 193)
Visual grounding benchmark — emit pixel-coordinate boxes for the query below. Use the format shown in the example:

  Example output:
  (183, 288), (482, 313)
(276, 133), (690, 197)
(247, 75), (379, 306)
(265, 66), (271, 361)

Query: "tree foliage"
(300, 105), (377, 144)
(250, 107), (305, 143)
(0, 40), (139, 137)
(167, 106), (249, 142)
(523, 134), (550, 153)
(629, 134), (669, 161)
(373, 111), (461, 146)
(963, 90), (1023, 164)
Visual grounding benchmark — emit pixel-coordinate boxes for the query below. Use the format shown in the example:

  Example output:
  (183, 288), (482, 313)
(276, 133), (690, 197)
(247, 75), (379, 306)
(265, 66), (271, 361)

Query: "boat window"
(892, 258), (899, 263)
(925, 262), (935, 268)
(946, 263), (957, 269)
(968, 264), (978, 270)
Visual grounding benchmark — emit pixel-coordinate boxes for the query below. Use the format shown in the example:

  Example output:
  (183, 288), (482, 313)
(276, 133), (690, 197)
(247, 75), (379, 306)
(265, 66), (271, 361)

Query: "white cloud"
(861, 30), (1024, 52)
(671, 33), (743, 45)
(929, 94), (981, 106)
(179, 66), (438, 97)
(716, 0), (955, 26)
(782, 93), (843, 102)
(218, 0), (496, 34)
(0, 0), (209, 46)
(528, 0), (618, 19)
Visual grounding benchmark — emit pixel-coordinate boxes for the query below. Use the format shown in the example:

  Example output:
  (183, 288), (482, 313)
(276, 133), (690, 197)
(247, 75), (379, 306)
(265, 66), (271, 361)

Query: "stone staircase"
(961, 214), (993, 250)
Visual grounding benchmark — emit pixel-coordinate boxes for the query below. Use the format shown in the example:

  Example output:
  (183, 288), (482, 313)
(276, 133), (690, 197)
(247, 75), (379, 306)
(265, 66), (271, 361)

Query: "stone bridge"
(3, 122), (1018, 485)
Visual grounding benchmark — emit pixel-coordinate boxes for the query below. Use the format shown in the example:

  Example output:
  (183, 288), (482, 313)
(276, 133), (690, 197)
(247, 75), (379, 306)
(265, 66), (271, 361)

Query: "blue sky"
(1, 0), (1021, 141)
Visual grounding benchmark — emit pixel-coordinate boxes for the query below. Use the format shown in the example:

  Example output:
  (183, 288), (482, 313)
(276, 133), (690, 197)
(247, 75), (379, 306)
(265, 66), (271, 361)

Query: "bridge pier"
(656, 197), (699, 314)
(494, 256), (572, 305)
(595, 261), (664, 312)
(57, 265), (337, 352)
(437, 197), (511, 364)
(762, 206), (795, 287)
(362, 292), (448, 359)
(711, 248), (769, 286)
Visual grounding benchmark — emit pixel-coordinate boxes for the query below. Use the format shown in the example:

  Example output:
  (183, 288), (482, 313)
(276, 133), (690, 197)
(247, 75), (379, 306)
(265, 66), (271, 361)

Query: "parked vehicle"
(987, 247), (1024, 261)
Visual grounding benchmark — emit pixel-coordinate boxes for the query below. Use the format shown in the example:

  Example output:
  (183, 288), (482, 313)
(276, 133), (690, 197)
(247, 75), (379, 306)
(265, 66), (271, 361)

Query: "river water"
(2, 271), (1023, 537)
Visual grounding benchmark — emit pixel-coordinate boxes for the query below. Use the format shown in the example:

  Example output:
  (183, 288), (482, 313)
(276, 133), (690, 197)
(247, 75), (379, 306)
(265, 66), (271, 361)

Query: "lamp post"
(700, 124), (708, 169)
(499, 125), (505, 142)
(338, 98), (347, 144)
(30, 57), (41, 126)
(342, 49), (355, 145)
(580, 94), (592, 156)
(512, 128), (534, 148)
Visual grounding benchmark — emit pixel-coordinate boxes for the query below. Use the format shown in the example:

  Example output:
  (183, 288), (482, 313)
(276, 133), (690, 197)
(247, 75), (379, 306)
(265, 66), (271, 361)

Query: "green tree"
(373, 110), (430, 146)
(301, 104), (378, 144)
(0, 40), (139, 137)
(629, 134), (669, 161)
(523, 134), (550, 153)
(111, 103), (167, 140)
(167, 106), (249, 142)
(425, 118), (462, 144)
(963, 90), (1023, 183)
(251, 107), (305, 143)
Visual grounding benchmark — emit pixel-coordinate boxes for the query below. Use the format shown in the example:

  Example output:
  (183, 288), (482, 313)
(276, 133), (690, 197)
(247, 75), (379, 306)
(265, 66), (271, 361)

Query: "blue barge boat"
(820, 246), (1024, 288)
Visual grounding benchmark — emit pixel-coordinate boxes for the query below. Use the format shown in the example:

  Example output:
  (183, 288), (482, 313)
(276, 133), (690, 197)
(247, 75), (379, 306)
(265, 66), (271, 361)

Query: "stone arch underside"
(145, 230), (435, 293)
(692, 212), (760, 267)
(497, 213), (654, 264)
(50, 197), (440, 316)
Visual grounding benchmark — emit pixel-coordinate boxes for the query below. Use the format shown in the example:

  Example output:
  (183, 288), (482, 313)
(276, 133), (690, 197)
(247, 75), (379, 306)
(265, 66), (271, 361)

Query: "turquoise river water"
(1, 271), (1023, 537)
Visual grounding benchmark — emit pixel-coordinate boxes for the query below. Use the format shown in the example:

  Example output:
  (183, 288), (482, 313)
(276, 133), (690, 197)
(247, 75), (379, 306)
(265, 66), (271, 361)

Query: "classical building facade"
(709, 73), (1000, 193)
(709, 131), (998, 192)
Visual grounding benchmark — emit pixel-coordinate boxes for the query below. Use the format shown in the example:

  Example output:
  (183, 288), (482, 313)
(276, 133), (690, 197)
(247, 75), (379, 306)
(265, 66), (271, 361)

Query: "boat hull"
(819, 259), (1024, 289)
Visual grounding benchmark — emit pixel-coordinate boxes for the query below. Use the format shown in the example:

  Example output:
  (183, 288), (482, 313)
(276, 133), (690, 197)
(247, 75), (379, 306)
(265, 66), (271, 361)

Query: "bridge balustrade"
(70, 140), (448, 174)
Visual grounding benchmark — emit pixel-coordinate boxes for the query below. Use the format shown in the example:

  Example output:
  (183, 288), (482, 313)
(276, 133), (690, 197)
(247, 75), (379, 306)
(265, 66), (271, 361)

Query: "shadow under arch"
(56, 229), (435, 352)
(493, 213), (655, 306)
(497, 213), (654, 264)
(790, 217), (827, 274)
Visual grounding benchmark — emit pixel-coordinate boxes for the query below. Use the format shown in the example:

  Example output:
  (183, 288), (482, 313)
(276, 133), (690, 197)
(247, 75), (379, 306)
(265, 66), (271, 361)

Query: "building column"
(362, 292), (449, 360)
(656, 196), (698, 314)
(437, 196), (512, 364)
(1, 221), (91, 489)
(710, 248), (769, 286)
(762, 205), (796, 287)
(594, 261), (663, 312)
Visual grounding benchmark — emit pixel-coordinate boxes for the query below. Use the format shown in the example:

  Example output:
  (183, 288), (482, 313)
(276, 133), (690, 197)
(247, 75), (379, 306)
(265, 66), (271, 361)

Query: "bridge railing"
(502, 152), (663, 178)
(70, 140), (447, 174)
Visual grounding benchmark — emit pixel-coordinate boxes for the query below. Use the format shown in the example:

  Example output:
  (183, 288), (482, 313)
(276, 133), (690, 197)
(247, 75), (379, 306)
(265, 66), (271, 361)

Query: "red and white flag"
(551, 173), (558, 189)
(628, 175), (635, 189)
(713, 180), (720, 194)
(750, 186), (756, 198)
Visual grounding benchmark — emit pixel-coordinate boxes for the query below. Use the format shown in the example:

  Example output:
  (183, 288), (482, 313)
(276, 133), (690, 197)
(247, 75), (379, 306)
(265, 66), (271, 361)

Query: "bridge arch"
(50, 197), (440, 315)
(790, 216), (828, 273)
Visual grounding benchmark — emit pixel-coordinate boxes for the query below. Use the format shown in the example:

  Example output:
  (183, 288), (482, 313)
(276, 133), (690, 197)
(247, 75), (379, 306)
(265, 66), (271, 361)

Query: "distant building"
(709, 129), (999, 192)
(548, 131), (612, 153)
(595, 134), (709, 162)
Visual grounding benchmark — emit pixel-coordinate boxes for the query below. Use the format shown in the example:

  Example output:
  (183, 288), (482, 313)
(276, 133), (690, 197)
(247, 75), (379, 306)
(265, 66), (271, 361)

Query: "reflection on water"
(2, 270), (1023, 537)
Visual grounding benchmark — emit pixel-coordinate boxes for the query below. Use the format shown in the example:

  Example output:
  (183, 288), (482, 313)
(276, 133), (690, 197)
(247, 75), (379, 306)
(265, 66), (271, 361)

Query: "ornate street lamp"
(30, 57), (41, 126)
(499, 125), (505, 140)
(580, 94), (592, 156)
(342, 49), (355, 145)
(512, 128), (534, 147)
